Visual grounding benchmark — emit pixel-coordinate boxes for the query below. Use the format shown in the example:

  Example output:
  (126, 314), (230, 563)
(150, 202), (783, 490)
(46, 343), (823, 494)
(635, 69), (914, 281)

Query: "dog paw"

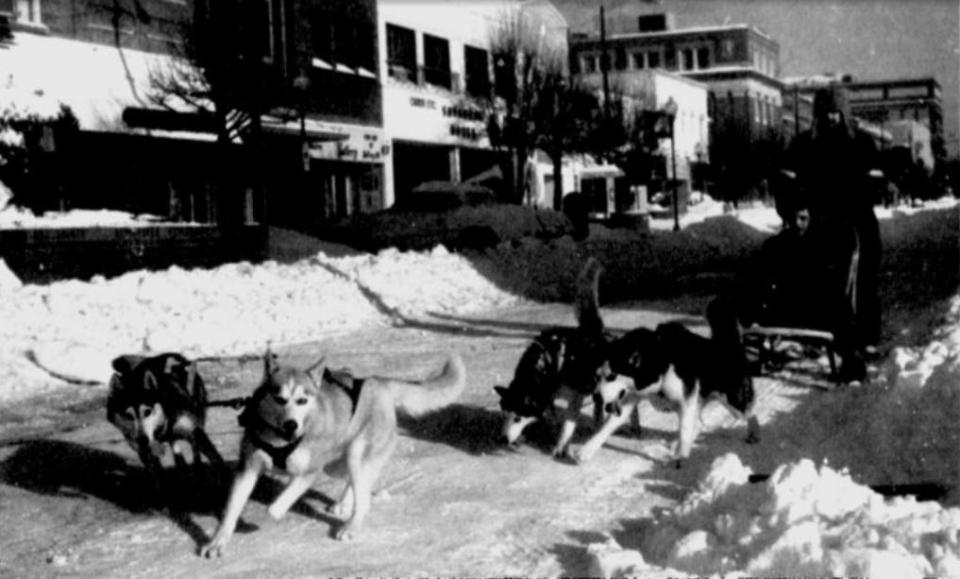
(267, 504), (289, 520)
(334, 524), (357, 542)
(570, 447), (595, 464)
(199, 536), (228, 558)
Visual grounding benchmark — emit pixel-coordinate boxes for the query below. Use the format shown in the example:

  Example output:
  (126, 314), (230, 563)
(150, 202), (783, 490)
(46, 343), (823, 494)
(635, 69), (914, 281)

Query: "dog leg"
(193, 429), (226, 467)
(336, 440), (370, 542)
(135, 440), (171, 508)
(573, 400), (636, 463)
(330, 483), (354, 518)
(631, 402), (643, 437)
(552, 394), (583, 458)
(268, 473), (318, 520)
(674, 393), (701, 467)
(199, 453), (267, 558)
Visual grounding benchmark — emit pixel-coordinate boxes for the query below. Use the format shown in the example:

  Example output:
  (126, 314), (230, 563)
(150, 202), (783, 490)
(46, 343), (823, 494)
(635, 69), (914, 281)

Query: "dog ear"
(305, 356), (326, 384)
(493, 385), (508, 397)
(111, 355), (146, 376)
(162, 354), (188, 375)
(263, 347), (278, 376)
(142, 369), (160, 392)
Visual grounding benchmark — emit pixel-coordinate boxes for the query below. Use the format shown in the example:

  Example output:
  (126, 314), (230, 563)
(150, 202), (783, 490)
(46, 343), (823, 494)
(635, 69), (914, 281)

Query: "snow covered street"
(0, 198), (957, 577)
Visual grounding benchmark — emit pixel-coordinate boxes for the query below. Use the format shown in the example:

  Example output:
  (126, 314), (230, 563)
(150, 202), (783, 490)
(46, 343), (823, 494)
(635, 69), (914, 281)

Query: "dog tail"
(575, 257), (605, 335)
(391, 353), (467, 417)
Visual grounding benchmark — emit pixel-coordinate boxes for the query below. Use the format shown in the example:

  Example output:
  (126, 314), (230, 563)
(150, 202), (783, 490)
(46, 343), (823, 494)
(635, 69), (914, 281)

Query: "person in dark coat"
(739, 193), (867, 383)
(786, 85), (882, 350)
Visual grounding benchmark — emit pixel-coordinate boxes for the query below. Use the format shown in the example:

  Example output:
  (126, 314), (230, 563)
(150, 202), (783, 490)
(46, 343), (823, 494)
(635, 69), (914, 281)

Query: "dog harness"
(236, 368), (364, 468)
(237, 405), (303, 467)
(323, 368), (363, 416)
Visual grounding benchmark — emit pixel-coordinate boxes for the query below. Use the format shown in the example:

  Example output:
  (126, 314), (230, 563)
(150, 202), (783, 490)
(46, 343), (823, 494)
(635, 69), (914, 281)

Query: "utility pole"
(600, 4), (610, 132)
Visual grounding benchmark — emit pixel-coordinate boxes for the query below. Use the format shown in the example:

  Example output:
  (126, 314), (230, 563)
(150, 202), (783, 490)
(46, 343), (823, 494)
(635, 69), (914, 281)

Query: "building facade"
(785, 74), (944, 174)
(0, 0), (388, 228)
(569, 14), (782, 197)
(377, 0), (568, 208)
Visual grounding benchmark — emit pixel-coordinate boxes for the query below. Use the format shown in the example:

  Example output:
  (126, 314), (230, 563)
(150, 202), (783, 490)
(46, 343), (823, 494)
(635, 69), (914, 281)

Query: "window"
(647, 51), (660, 69)
(464, 45), (490, 98)
(615, 47), (627, 71)
(632, 52), (645, 69)
(310, 6), (331, 67)
(696, 47), (710, 69)
(681, 48), (694, 70)
(584, 55), (597, 73)
(386, 23), (416, 81)
(241, 0), (274, 64)
(313, 7), (376, 74)
(15, 0), (39, 24)
(422, 33), (451, 89)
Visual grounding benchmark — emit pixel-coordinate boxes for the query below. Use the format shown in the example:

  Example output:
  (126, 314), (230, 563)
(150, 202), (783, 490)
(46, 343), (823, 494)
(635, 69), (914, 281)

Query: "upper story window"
(464, 45), (490, 99)
(696, 47), (710, 69)
(386, 23), (416, 82)
(681, 48), (695, 71)
(311, 6), (376, 75)
(254, 0), (275, 64)
(422, 33), (451, 89)
(632, 52), (644, 69)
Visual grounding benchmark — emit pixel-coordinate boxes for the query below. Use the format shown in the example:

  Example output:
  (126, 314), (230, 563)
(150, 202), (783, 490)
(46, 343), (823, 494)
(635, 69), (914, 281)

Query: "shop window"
(647, 51), (660, 69)
(583, 54), (597, 73)
(15, 0), (39, 24)
(615, 47), (627, 71)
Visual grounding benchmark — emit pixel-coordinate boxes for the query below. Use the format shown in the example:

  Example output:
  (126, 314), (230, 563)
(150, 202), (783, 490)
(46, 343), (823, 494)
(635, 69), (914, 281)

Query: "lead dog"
(575, 296), (760, 465)
(107, 353), (225, 503)
(494, 258), (631, 458)
(200, 350), (466, 558)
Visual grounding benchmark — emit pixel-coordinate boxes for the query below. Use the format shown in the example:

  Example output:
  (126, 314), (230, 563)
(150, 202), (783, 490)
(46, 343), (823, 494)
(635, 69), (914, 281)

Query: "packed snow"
(589, 453), (960, 578)
(1, 197), (958, 578)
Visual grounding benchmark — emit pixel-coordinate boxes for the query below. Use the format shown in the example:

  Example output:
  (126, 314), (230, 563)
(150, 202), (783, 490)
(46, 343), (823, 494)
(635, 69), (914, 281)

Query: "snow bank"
(0, 206), (173, 229)
(590, 454), (960, 578)
(0, 246), (521, 403)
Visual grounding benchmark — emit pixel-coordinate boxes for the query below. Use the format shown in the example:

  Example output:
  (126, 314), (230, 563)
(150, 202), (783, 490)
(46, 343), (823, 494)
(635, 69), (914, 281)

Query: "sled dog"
(200, 350), (466, 557)
(107, 352), (225, 499)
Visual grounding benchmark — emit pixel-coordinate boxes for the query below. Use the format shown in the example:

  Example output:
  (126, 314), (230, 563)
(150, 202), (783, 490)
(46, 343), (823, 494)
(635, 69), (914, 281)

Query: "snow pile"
(0, 207), (173, 229)
(321, 246), (519, 318)
(0, 246), (521, 403)
(590, 454), (960, 578)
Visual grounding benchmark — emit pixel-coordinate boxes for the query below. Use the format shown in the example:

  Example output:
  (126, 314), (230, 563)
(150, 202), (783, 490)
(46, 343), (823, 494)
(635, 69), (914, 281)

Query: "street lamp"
(663, 97), (679, 231)
(293, 71), (311, 173)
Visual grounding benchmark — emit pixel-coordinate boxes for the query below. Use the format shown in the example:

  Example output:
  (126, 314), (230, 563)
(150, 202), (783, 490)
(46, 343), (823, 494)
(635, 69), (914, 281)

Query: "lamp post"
(293, 72), (311, 173)
(663, 97), (679, 231)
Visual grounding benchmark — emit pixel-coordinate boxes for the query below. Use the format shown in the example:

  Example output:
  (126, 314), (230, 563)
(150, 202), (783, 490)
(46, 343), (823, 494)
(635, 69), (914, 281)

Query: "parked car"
(396, 181), (496, 211)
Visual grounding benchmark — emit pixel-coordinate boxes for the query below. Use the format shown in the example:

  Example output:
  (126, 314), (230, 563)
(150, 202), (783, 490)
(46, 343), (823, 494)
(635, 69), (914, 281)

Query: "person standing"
(786, 85), (882, 351)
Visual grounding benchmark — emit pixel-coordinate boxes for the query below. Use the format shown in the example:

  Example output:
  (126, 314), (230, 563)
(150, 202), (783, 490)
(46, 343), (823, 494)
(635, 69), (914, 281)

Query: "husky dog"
(574, 295), (761, 465)
(494, 258), (630, 458)
(200, 350), (466, 558)
(107, 353), (225, 498)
